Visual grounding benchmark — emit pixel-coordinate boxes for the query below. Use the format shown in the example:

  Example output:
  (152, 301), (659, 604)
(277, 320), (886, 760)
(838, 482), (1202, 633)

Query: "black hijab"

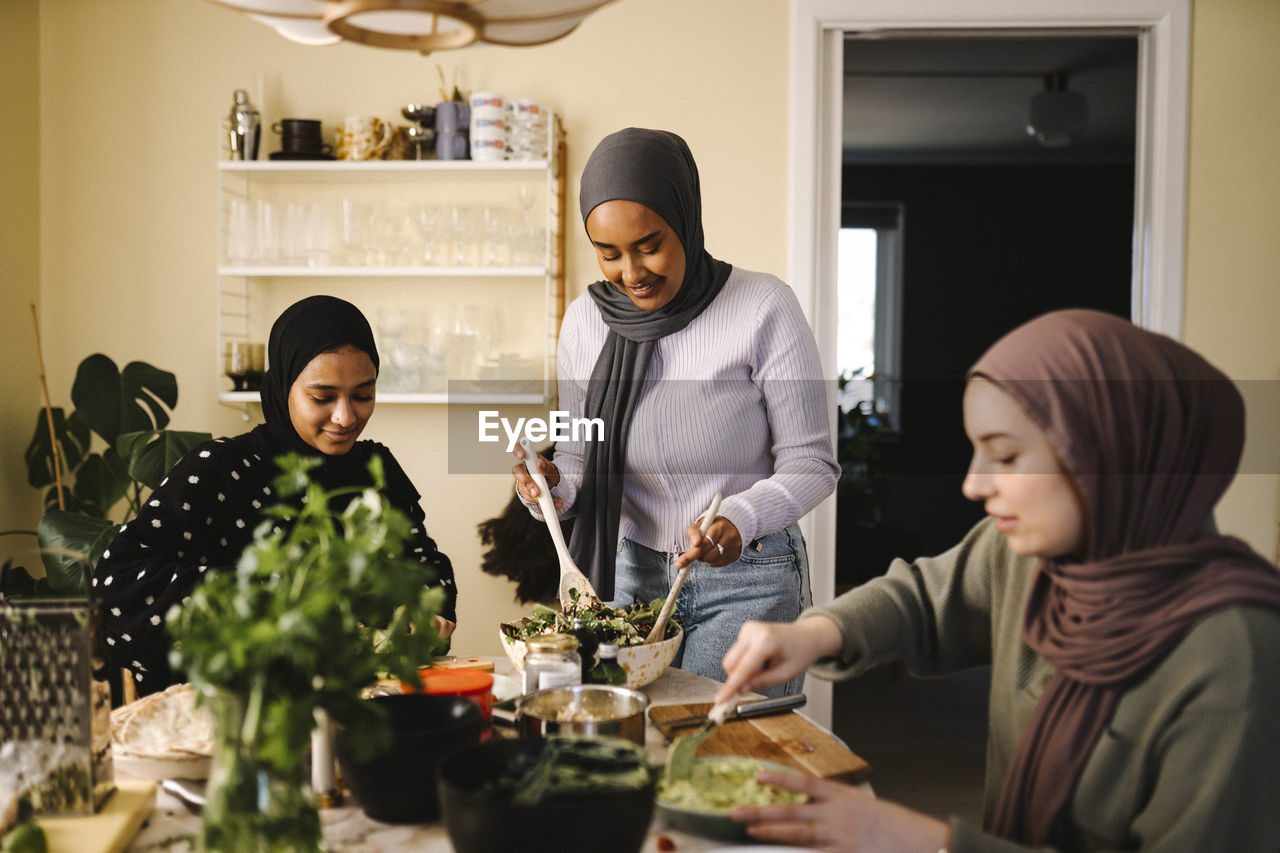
(572, 128), (732, 599)
(249, 294), (418, 508)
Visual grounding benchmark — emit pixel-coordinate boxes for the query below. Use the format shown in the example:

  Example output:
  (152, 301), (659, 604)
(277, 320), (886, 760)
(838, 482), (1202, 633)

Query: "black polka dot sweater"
(91, 433), (456, 696)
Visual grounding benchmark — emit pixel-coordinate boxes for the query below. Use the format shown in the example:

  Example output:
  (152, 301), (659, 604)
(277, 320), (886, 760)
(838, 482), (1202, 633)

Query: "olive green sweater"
(809, 517), (1280, 852)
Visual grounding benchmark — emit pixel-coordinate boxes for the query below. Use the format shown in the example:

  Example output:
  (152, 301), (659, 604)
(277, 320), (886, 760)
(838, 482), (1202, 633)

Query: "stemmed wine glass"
(517, 184), (535, 227)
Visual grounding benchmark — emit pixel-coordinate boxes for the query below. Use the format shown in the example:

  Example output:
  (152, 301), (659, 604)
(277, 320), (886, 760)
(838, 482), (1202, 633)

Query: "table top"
(120, 660), (867, 853)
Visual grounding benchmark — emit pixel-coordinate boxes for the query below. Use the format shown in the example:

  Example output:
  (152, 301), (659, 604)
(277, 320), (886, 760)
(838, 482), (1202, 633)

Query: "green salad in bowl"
(499, 591), (682, 688)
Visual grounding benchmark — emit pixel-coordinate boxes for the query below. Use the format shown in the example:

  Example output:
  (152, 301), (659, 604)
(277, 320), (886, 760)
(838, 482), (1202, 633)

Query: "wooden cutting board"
(649, 703), (870, 783)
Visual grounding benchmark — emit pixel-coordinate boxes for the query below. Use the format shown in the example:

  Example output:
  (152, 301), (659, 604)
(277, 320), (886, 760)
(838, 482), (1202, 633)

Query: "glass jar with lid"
(522, 632), (582, 694)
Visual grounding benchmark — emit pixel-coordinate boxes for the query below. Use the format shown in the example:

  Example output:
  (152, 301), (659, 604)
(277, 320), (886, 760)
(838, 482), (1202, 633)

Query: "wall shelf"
(216, 117), (566, 406)
(217, 265), (547, 278)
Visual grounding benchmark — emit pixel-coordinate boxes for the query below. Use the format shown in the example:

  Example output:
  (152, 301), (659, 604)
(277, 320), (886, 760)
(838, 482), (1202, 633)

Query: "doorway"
(837, 33), (1138, 580)
(787, 0), (1192, 729)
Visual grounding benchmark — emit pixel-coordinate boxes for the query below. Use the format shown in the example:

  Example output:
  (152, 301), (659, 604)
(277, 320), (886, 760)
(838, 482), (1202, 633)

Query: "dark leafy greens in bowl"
(499, 592), (683, 688)
(439, 736), (656, 853)
(500, 590), (679, 646)
(496, 589), (686, 686)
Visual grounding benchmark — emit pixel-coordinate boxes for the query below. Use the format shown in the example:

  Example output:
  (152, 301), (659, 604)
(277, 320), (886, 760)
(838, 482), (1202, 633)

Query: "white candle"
(311, 708), (340, 807)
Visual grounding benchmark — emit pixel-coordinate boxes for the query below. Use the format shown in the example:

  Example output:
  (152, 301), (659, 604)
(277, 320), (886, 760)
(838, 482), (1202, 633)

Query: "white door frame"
(789, 0), (1191, 728)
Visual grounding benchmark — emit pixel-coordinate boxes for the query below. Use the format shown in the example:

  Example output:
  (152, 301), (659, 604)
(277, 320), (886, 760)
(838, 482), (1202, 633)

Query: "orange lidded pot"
(403, 668), (495, 721)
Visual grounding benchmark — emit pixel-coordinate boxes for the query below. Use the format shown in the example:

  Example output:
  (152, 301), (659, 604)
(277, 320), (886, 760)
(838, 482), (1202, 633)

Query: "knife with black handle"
(653, 693), (806, 732)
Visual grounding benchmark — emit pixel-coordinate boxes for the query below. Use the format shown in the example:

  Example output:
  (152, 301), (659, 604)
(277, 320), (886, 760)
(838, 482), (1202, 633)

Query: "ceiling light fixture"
(206, 0), (617, 55)
(1026, 71), (1089, 148)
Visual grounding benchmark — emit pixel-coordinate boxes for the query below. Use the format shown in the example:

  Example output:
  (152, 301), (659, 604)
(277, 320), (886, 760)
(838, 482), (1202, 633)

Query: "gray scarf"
(572, 128), (731, 599)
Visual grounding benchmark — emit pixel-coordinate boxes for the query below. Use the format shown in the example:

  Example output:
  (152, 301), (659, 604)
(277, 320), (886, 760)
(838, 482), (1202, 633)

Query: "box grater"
(0, 594), (115, 814)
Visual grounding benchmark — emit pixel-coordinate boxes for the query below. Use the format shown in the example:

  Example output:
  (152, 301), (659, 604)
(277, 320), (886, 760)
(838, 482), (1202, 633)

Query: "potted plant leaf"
(7, 353), (210, 597)
(167, 452), (445, 853)
(836, 368), (896, 524)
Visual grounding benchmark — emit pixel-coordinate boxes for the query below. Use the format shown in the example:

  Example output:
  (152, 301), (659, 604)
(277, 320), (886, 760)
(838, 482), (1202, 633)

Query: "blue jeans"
(609, 523), (812, 698)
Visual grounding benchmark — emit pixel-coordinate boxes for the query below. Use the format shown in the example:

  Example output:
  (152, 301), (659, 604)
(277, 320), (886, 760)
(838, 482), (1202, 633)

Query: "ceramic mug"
(382, 125), (415, 160)
(336, 116), (393, 161)
(470, 133), (507, 161)
(470, 115), (507, 134)
(469, 91), (506, 121)
(509, 99), (545, 126)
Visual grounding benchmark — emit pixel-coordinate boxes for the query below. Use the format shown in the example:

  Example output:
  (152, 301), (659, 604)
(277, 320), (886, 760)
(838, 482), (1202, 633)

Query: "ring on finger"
(706, 536), (717, 548)
(715, 543), (725, 555)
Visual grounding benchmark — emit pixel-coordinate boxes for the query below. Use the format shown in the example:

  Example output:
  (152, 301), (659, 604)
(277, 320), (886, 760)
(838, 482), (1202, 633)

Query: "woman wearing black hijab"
(94, 295), (456, 696)
(512, 129), (838, 692)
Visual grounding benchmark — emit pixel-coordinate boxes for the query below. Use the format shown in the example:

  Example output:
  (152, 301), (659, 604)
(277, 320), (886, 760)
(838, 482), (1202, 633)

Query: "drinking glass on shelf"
(392, 204), (424, 267)
(340, 198), (368, 266)
(305, 202), (337, 267)
(365, 202), (397, 266)
(417, 204), (447, 266)
(376, 306), (404, 391)
(480, 205), (511, 267)
(448, 302), (483, 381)
(517, 184), (536, 226)
(224, 341), (265, 392)
(244, 343), (266, 390)
(256, 200), (280, 265)
(513, 223), (546, 268)
(225, 198), (255, 265)
(447, 204), (476, 267)
(281, 202), (308, 266)
(421, 311), (449, 393)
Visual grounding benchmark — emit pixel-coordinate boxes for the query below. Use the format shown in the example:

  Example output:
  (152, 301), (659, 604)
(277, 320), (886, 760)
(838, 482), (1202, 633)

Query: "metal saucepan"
(514, 684), (651, 745)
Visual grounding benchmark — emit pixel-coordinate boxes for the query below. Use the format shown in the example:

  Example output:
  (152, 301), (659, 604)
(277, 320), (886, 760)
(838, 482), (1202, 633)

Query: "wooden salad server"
(519, 438), (602, 610)
(645, 491), (722, 645)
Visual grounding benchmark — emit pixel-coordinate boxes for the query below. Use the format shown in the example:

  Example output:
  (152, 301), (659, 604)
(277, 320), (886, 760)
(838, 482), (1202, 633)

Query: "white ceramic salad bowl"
(499, 624), (682, 689)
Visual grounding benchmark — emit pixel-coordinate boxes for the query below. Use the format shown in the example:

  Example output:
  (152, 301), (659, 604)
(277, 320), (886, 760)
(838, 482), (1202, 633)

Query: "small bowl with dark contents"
(335, 693), (483, 823)
(438, 736), (656, 853)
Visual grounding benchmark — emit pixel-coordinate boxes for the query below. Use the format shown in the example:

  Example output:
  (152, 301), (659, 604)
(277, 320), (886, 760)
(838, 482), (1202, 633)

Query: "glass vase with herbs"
(167, 453), (446, 853)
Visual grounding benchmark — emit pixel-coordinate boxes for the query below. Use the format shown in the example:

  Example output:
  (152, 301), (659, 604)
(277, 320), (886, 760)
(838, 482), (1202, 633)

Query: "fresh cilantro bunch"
(167, 453), (445, 769)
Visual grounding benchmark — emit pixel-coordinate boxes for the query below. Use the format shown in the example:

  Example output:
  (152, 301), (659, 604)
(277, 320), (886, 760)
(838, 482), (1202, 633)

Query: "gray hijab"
(572, 127), (731, 599)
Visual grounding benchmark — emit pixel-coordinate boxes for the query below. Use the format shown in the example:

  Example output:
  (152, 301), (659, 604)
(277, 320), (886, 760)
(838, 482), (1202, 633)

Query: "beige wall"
(9, 0), (786, 655)
(4, 0), (1278, 647)
(1184, 0), (1280, 561)
(0, 0), (42, 571)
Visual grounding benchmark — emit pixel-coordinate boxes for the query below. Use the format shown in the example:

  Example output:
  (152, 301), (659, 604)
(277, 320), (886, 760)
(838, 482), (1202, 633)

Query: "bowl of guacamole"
(657, 756), (808, 841)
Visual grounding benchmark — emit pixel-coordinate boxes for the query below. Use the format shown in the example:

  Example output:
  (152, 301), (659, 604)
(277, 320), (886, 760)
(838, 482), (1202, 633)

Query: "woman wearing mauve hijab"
(717, 309), (1280, 851)
(95, 295), (456, 696)
(511, 128), (839, 692)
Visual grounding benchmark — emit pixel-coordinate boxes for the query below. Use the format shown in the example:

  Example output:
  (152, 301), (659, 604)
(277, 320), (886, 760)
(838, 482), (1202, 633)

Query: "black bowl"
(335, 693), (483, 824)
(438, 736), (656, 853)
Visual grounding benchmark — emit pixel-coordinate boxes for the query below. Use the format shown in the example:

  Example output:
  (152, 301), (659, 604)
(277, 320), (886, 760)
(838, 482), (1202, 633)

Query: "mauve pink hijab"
(969, 309), (1280, 845)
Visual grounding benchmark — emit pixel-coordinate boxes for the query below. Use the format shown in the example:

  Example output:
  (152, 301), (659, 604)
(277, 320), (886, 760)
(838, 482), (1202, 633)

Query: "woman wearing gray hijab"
(513, 128), (838, 693)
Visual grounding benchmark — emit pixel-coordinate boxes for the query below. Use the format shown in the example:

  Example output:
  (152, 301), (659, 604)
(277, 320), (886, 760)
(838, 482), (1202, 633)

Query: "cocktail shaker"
(227, 89), (261, 161)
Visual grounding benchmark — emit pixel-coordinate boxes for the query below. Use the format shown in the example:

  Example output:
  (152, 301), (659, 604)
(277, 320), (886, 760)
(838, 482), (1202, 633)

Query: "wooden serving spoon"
(519, 438), (602, 610)
(645, 491), (722, 645)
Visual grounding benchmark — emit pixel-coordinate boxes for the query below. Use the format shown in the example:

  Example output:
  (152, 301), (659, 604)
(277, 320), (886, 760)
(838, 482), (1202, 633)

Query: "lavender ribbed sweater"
(536, 266), (839, 554)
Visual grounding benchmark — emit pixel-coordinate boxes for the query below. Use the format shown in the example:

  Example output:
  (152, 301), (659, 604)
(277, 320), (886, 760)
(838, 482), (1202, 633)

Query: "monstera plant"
(7, 354), (211, 596)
